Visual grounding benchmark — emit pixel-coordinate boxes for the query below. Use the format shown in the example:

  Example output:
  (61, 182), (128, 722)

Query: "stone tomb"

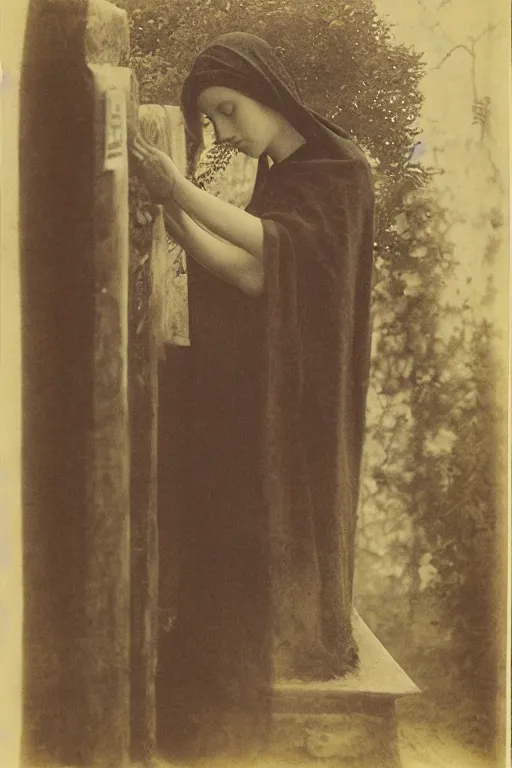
(19, 0), (157, 764)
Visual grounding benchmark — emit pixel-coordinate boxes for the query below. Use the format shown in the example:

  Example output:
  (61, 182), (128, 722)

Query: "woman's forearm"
(131, 136), (264, 292)
(172, 175), (264, 261)
(163, 202), (264, 297)
(131, 136), (263, 261)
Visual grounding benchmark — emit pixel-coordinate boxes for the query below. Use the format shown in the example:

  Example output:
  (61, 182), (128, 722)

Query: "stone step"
(273, 611), (420, 712)
(267, 612), (420, 766)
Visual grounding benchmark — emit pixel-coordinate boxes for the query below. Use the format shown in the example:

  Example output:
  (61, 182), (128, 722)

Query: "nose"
(215, 130), (236, 145)
(213, 117), (236, 145)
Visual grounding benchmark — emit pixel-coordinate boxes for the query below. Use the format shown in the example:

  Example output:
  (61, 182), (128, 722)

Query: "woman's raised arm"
(160, 197), (264, 298)
(131, 136), (264, 262)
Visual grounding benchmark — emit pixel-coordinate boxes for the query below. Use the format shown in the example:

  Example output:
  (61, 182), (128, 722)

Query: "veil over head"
(181, 31), (351, 150)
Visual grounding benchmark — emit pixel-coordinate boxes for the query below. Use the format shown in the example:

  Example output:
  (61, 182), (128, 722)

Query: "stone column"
(128, 162), (160, 766)
(20, 1), (132, 764)
(127, 103), (192, 763)
(139, 105), (190, 348)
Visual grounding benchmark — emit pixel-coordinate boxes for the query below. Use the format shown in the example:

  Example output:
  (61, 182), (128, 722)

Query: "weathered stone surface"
(139, 105), (190, 348)
(86, 0), (130, 66)
(20, 1), (131, 765)
(267, 612), (419, 767)
(139, 105), (188, 171)
(274, 612), (420, 706)
(128, 172), (160, 763)
(270, 711), (399, 766)
(88, 64), (131, 768)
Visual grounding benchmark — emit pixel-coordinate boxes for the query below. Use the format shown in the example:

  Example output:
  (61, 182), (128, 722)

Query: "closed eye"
(218, 102), (235, 116)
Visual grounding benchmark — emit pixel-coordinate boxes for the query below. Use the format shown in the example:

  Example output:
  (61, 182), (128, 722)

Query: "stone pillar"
(128, 167), (160, 766)
(20, 1), (132, 764)
(139, 105), (190, 348)
(127, 104), (192, 763)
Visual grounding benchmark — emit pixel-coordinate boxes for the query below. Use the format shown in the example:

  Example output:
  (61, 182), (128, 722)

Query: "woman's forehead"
(198, 86), (244, 112)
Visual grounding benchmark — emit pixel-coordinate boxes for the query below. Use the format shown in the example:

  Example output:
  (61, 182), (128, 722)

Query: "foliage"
(124, 0), (424, 172)
(363, 188), (501, 749)
(415, 317), (502, 749)
(363, 177), (501, 749)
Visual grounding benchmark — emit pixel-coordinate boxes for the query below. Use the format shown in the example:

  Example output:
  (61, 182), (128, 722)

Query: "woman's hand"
(130, 136), (182, 203)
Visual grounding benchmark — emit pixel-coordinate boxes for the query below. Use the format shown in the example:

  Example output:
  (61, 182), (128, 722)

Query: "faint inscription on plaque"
(104, 89), (127, 170)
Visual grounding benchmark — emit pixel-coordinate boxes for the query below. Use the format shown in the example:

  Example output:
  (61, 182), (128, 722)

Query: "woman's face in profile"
(198, 86), (279, 158)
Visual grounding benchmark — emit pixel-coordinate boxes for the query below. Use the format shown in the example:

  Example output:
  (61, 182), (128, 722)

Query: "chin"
(237, 144), (259, 159)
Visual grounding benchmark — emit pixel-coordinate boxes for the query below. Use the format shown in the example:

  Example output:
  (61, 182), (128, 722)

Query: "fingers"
(137, 135), (156, 152)
(137, 136), (175, 166)
(131, 134), (154, 158)
(130, 135), (146, 161)
(130, 144), (144, 162)
(130, 143), (159, 174)
(134, 135), (161, 159)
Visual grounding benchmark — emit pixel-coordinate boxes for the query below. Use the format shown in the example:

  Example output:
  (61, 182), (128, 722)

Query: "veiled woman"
(132, 31), (374, 762)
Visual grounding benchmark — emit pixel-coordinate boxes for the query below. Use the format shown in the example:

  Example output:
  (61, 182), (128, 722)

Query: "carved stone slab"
(20, 1), (132, 764)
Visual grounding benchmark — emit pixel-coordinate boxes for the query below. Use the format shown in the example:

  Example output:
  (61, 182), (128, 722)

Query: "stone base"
(26, 612), (419, 767)
(268, 709), (399, 767)
(265, 611), (420, 767)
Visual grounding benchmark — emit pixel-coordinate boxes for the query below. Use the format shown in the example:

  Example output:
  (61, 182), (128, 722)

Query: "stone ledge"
(270, 712), (393, 760)
(273, 611), (420, 715)
(266, 612), (419, 766)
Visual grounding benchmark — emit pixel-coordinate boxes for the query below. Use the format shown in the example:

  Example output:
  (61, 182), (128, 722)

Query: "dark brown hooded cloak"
(156, 32), (374, 761)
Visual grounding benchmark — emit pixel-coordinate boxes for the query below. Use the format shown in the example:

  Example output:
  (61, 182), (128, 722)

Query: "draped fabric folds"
(156, 32), (374, 762)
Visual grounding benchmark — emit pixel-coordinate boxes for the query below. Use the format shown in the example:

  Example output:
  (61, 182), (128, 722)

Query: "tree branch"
(431, 44), (472, 72)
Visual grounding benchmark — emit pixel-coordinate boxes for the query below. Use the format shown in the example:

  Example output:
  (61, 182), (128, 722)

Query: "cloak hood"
(181, 31), (352, 151)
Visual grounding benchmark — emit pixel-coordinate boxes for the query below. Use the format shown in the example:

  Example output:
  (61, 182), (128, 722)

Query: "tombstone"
(18, 0), (159, 764)
(128, 103), (191, 764)
(138, 104), (190, 350)
(128, 140), (159, 766)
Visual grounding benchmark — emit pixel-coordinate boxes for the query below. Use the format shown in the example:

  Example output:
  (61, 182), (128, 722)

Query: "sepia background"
(1, 0), (510, 766)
